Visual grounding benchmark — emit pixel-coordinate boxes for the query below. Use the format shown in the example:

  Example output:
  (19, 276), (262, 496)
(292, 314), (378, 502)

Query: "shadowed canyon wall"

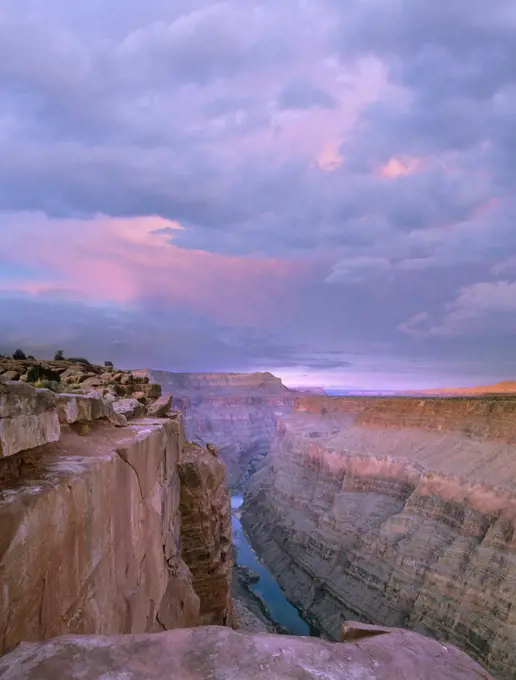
(133, 371), (298, 487)
(242, 395), (516, 679)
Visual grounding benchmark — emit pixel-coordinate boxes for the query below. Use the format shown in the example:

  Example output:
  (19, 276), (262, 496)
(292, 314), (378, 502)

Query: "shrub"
(12, 349), (26, 360)
(34, 379), (61, 392)
(67, 357), (91, 365)
(26, 365), (61, 384)
(54, 350), (65, 361)
(104, 360), (114, 367)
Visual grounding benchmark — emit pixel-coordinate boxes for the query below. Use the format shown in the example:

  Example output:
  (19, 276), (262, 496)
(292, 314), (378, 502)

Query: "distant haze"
(1, 0), (516, 389)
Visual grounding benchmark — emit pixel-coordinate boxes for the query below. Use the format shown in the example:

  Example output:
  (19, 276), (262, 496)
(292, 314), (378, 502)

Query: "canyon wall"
(0, 377), (232, 655)
(242, 395), (516, 679)
(133, 370), (297, 487)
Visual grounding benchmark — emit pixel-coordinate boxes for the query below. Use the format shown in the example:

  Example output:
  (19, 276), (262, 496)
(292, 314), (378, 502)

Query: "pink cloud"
(376, 156), (422, 178)
(0, 213), (311, 325)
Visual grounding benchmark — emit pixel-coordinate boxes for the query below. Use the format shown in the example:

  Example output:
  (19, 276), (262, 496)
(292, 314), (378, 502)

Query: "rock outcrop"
(133, 370), (297, 487)
(0, 624), (494, 679)
(0, 381), (60, 458)
(0, 356), (162, 408)
(242, 395), (516, 679)
(178, 442), (232, 625)
(0, 379), (232, 655)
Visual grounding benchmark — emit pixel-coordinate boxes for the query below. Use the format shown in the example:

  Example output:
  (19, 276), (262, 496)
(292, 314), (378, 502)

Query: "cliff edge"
(0, 377), (232, 654)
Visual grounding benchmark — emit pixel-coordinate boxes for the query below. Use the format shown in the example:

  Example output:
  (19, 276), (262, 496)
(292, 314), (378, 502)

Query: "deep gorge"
(0, 364), (504, 679)
(153, 374), (516, 679)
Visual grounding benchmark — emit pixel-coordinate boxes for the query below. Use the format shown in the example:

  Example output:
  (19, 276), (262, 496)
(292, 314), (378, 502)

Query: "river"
(231, 494), (316, 636)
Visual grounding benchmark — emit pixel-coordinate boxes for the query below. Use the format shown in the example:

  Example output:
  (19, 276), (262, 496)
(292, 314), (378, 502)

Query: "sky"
(1, 0), (516, 389)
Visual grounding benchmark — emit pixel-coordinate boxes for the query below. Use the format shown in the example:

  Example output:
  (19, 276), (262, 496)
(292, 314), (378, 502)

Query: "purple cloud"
(0, 0), (515, 387)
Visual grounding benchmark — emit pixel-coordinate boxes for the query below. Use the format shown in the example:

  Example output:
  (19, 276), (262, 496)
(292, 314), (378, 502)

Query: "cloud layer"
(1, 0), (515, 387)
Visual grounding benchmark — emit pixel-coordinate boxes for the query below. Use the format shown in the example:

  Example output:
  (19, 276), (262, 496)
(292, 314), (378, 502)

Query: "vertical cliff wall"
(0, 379), (232, 655)
(242, 395), (516, 679)
(179, 442), (233, 625)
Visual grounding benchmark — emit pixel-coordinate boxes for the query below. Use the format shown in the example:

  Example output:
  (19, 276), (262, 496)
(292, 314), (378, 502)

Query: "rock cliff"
(242, 395), (516, 679)
(133, 370), (297, 487)
(178, 442), (233, 625)
(0, 378), (232, 655)
(0, 623), (494, 679)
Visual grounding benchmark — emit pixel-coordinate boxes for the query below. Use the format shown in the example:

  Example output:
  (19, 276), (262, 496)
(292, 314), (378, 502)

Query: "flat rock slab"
(0, 382), (59, 458)
(0, 625), (493, 679)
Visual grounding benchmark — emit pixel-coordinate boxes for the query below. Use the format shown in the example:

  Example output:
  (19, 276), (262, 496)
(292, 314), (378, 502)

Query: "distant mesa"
(413, 380), (516, 396)
(287, 385), (327, 395)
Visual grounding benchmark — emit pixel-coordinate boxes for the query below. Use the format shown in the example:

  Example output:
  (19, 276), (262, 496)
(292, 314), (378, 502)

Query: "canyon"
(133, 370), (298, 488)
(0, 360), (500, 678)
(242, 394), (516, 679)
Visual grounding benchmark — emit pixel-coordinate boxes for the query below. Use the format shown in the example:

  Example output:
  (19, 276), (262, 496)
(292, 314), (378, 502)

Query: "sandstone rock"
(80, 377), (102, 389)
(0, 625), (494, 679)
(2, 370), (20, 381)
(112, 398), (145, 419)
(146, 395), (172, 418)
(0, 418), (200, 654)
(55, 393), (127, 427)
(0, 382), (60, 458)
(178, 442), (233, 626)
(140, 382), (162, 398)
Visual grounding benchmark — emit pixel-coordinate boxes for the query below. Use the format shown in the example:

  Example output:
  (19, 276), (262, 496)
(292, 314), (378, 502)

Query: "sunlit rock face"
(0, 380), (60, 458)
(134, 370), (298, 487)
(242, 395), (516, 679)
(0, 624), (494, 680)
(0, 381), (233, 654)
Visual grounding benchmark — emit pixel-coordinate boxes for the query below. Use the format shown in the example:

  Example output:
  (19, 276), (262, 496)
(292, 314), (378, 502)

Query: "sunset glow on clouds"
(1, 0), (516, 387)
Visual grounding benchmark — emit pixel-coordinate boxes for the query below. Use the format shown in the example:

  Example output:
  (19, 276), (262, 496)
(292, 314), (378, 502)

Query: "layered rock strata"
(133, 370), (297, 487)
(0, 380), (232, 655)
(178, 442), (233, 625)
(0, 624), (494, 679)
(242, 395), (516, 679)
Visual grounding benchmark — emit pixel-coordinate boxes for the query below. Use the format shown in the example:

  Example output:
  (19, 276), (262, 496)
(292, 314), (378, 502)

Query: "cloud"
(325, 257), (392, 284)
(399, 281), (516, 338)
(277, 79), (337, 110)
(0, 213), (309, 326)
(1, 0), (516, 386)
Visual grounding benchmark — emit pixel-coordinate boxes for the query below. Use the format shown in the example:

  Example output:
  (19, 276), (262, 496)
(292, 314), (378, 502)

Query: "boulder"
(146, 395), (173, 418)
(56, 393), (127, 427)
(2, 370), (20, 381)
(80, 377), (103, 389)
(112, 398), (145, 419)
(0, 382), (60, 457)
(0, 625), (494, 679)
(140, 383), (162, 399)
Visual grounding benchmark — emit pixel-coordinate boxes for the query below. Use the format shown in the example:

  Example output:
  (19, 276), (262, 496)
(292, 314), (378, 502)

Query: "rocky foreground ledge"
(0, 623), (493, 679)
